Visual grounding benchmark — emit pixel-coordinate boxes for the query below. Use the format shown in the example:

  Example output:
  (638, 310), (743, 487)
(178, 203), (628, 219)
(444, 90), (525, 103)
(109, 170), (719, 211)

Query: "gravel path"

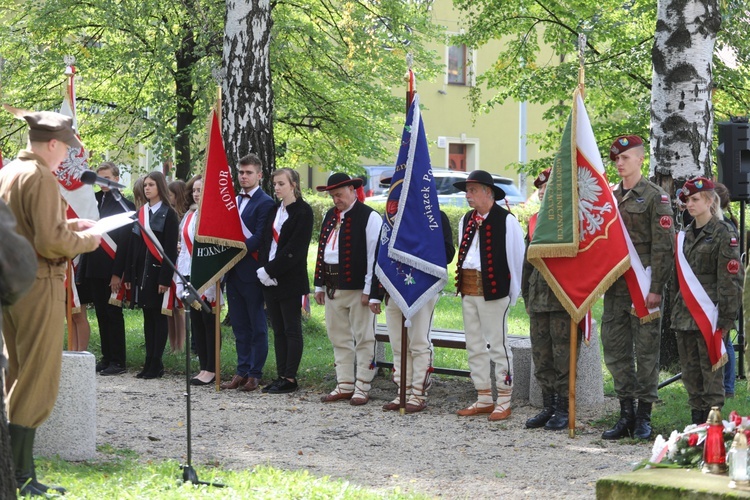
(96, 373), (647, 498)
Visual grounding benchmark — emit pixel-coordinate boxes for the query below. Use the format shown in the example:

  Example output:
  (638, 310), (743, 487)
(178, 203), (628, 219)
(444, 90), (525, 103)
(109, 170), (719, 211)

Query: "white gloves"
(257, 267), (278, 287)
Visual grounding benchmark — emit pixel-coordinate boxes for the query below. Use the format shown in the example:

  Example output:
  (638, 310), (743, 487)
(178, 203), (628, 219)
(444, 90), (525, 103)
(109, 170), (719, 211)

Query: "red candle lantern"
(703, 406), (728, 474)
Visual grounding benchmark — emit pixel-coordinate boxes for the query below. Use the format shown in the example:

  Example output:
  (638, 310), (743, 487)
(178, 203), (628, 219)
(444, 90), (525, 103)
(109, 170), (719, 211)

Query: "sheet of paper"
(82, 211), (136, 236)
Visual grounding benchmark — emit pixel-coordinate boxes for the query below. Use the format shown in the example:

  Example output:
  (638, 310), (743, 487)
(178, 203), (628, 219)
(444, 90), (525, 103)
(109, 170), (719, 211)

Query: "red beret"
(679, 176), (715, 203)
(533, 168), (552, 189)
(609, 135), (643, 161)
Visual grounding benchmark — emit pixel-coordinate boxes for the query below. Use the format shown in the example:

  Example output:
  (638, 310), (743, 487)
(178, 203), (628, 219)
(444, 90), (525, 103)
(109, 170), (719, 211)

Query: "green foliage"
(0, 0), (441, 179)
(453, 0), (750, 179)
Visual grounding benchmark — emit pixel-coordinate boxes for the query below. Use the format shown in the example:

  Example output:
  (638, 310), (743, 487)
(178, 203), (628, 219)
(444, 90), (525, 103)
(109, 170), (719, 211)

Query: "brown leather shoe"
(220, 375), (249, 390)
(405, 399), (427, 413)
(320, 389), (354, 403)
(456, 403), (495, 417)
(240, 377), (260, 392)
(488, 407), (512, 421)
(382, 400), (400, 411)
(350, 394), (370, 406)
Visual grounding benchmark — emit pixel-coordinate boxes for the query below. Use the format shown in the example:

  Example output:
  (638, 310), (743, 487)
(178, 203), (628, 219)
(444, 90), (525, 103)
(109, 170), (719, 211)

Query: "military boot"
(525, 392), (556, 429)
(9, 423), (67, 496)
(545, 394), (569, 430)
(602, 399), (635, 440)
(691, 409), (705, 425)
(633, 401), (653, 440)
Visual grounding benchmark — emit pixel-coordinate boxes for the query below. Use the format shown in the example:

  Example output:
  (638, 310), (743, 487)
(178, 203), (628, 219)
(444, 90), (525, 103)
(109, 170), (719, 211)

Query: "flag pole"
(567, 33), (587, 439)
(568, 318), (577, 438)
(214, 280), (221, 391)
(397, 55), (416, 415)
(64, 60), (76, 350)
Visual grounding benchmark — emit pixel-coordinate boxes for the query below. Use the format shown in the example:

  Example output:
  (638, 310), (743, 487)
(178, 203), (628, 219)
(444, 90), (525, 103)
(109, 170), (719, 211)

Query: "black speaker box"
(717, 121), (750, 201)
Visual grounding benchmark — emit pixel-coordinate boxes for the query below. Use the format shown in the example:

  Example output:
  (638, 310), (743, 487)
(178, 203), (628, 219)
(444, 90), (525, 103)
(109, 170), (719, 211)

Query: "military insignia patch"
(659, 215), (672, 229)
(660, 194), (670, 204)
(728, 259), (740, 274)
(730, 237), (738, 247)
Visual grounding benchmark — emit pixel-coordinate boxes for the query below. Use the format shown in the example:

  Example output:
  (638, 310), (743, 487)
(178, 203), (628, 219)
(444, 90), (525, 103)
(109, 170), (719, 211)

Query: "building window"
(448, 44), (467, 85)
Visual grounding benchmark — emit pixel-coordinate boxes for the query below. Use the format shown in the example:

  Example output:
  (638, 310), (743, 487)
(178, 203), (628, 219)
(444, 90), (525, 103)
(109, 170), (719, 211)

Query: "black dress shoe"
(100, 364), (127, 376)
(190, 376), (216, 386)
(267, 379), (298, 394)
(96, 360), (109, 372)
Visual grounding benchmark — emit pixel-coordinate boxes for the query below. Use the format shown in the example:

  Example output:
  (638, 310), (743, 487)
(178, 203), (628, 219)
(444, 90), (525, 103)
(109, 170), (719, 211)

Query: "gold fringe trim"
(530, 255), (631, 324)
(526, 242), (578, 259)
(712, 353), (728, 372)
(630, 308), (661, 324)
(70, 306), (82, 314)
(161, 307), (173, 317)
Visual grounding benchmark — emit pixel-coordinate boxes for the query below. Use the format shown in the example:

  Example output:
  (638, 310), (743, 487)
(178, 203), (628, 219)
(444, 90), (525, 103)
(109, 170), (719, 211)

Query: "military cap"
(533, 168), (552, 189)
(609, 135), (643, 161)
(679, 176), (715, 203)
(3, 104), (83, 149)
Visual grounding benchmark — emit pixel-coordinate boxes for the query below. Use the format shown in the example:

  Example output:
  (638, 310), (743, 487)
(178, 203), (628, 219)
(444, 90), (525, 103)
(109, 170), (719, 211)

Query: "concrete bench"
(34, 351), (97, 461)
(374, 324), (533, 401)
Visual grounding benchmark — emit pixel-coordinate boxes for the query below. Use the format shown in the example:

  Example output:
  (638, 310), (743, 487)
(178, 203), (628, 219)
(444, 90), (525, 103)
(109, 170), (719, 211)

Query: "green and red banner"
(191, 107), (247, 295)
(527, 89), (629, 322)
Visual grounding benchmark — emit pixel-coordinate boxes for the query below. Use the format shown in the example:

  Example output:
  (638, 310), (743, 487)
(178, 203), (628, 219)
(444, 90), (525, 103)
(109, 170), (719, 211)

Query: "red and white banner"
(675, 232), (727, 371)
(620, 217), (660, 322)
(57, 65), (98, 221)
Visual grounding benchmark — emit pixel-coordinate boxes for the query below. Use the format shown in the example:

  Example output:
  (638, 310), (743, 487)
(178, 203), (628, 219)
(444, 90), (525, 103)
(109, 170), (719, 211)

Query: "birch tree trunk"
(650, 0), (720, 184)
(650, 0), (720, 369)
(222, 0), (275, 190)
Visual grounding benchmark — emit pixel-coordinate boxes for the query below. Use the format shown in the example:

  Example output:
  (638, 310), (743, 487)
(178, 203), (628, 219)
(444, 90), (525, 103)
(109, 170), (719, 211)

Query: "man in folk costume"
(454, 170), (525, 421)
(673, 177), (743, 425)
(522, 168), (579, 430)
(369, 176), (456, 413)
(315, 173), (381, 405)
(80, 162), (135, 376)
(221, 154), (275, 392)
(0, 107), (101, 496)
(602, 135), (674, 440)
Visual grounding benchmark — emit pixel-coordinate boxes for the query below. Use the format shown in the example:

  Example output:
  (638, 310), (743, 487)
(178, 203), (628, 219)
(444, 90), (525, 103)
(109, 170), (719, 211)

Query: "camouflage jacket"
(671, 217), (743, 332)
(521, 227), (565, 313)
(606, 176), (674, 298)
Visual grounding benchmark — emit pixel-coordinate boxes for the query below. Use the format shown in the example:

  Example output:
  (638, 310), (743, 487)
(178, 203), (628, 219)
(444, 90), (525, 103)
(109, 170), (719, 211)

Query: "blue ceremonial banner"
(375, 94), (448, 323)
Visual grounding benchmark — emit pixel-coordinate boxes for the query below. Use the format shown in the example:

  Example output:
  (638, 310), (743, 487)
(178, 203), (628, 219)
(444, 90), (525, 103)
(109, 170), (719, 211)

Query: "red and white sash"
(675, 232), (727, 371)
(138, 206), (177, 316)
(618, 214), (660, 323)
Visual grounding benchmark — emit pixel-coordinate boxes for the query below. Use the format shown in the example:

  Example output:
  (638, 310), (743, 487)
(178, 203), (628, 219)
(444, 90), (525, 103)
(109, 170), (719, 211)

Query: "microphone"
(80, 170), (126, 190)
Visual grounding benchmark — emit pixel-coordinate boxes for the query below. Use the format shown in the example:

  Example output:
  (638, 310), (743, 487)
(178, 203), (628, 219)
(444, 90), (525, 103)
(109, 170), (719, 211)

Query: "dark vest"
(314, 201), (375, 291)
(456, 204), (511, 301)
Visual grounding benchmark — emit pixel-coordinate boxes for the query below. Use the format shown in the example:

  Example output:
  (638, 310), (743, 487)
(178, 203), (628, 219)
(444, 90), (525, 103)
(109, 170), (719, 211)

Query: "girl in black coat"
(257, 168), (314, 393)
(123, 171), (179, 379)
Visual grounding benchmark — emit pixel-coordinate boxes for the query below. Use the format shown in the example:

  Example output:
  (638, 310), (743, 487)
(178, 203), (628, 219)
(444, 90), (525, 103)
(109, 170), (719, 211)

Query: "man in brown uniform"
(0, 106), (101, 496)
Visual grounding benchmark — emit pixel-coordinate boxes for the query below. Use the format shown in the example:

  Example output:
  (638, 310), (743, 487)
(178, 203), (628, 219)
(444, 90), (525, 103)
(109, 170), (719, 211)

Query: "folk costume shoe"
(633, 401), (653, 440)
(321, 384), (354, 403)
(602, 398), (635, 440)
(10, 423), (67, 497)
(457, 402), (495, 416)
(405, 396), (427, 413)
(545, 394), (569, 430)
(220, 374), (249, 390)
(350, 381), (371, 406)
(526, 392), (556, 429)
(383, 386), (412, 411)
(489, 388), (512, 421)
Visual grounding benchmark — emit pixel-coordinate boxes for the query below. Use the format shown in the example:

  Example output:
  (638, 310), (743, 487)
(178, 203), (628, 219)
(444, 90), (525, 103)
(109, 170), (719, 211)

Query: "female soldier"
(672, 177), (743, 425)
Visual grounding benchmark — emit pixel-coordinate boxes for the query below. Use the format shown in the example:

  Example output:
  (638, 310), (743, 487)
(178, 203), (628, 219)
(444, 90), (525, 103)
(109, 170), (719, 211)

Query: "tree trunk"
(650, 0), (721, 369)
(174, 18), (198, 181)
(222, 0), (276, 191)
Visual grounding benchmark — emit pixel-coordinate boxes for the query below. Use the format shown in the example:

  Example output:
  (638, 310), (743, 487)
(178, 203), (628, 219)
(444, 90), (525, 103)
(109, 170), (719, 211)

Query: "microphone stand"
(110, 188), (224, 487)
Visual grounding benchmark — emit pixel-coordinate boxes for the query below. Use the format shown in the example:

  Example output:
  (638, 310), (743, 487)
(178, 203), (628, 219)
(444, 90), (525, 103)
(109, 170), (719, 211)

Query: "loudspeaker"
(717, 121), (750, 201)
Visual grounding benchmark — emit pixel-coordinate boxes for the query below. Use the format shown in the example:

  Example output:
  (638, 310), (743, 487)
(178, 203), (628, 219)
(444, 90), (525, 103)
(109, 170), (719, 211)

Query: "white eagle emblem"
(578, 166), (612, 241)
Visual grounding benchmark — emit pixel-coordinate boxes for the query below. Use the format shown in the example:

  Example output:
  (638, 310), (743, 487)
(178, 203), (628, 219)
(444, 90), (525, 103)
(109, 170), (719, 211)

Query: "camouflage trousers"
(530, 310), (580, 395)
(675, 329), (724, 411)
(601, 297), (661, 403)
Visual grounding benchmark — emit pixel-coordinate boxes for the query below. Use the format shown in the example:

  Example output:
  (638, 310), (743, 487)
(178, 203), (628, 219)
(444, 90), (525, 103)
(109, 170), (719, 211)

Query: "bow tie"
(238, 193), (252, 200)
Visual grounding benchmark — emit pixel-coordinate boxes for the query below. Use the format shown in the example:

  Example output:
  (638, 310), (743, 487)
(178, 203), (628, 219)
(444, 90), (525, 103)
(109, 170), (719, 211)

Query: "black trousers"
(143, 307), (167, 370)
(91, 277), (127, 366)
(190, 308), (217, 372)
(264, 294), (303, 380)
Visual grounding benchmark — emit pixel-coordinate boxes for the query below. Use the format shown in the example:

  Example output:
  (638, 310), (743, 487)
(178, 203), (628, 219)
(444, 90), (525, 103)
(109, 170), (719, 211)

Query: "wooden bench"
(374, 323), (531, 379)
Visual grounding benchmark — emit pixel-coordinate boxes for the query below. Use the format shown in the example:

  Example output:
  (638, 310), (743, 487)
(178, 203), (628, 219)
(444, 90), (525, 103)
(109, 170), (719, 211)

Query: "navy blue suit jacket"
(227, 188), (275, 284)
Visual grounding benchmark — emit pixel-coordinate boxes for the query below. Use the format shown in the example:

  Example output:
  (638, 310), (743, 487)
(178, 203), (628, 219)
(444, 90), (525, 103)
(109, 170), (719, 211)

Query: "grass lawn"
(51, 243), (749, 496)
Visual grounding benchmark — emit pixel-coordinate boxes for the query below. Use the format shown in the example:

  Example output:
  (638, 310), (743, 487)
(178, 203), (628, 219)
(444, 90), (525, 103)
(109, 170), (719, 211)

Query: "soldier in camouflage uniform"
(602, 135), (674, 440)
(672, 177), (743, 426)
(522, 168), (580, 431)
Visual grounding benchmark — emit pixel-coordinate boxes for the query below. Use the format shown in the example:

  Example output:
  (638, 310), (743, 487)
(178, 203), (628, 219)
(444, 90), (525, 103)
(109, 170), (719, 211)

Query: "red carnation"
(729, 410), (742, 427)
(687, 433), (698, 447)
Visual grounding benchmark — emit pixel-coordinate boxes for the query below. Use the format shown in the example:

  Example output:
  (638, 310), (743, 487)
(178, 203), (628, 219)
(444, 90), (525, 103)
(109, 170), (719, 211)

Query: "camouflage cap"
(3, 104), (83, 149)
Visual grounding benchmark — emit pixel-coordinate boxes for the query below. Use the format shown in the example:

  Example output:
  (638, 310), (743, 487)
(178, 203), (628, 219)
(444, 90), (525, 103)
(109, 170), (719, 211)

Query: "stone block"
(596, 468), (750, 499)
(35, 351), (97, 461)
(529, 320), (604, 409)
